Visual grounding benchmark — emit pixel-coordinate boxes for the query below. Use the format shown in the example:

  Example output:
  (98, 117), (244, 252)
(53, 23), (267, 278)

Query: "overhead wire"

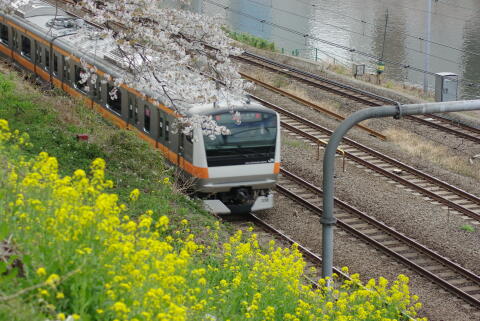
(246, 0), (462, 67)
(368, 0), (475, 22)
(205, 0), (435, 73)
(294, 0), (480, 58)
(204, 0), (480, 90)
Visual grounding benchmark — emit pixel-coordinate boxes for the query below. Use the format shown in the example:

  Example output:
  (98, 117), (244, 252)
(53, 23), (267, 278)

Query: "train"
(0, 0), (281, 214)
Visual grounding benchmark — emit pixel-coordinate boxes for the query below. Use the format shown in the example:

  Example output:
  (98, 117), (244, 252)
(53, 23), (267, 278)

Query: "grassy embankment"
(0, 68), (425, 320)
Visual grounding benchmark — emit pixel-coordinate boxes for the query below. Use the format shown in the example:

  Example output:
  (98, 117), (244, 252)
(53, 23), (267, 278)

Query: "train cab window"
(53, 55), (58, 75)
(45, 49), (50, 70)
(165, 121), (169, 141)
(21, 36), (31, 59)
(107, 84), (122, 114)
(144, 105), (151, 132)
(0, 24), (8, 44)
(158, 117), (164, 138)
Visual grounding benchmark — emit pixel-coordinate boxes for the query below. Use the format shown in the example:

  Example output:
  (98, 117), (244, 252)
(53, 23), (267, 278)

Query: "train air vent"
(46, 17), (82, 30)
(104, 48), (143, 70)
(104, 48), (127, 69)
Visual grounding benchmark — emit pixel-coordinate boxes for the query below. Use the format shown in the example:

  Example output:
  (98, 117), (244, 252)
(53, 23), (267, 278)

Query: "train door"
(33, 40), (41, 77)
(0, 23), (9, 61)
(178, 133), (184, 167)
(127, 92), (138, 129)
(11, 28), (18, 66)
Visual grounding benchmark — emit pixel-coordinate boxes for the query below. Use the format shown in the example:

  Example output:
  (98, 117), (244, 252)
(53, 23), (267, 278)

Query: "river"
(190, 0), (480, 100)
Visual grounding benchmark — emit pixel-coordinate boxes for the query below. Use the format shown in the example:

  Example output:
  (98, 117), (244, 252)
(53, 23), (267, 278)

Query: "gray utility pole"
(424, 0), (432, 93)
(380, 9), (389, 62)
(321, 100), (480, 279)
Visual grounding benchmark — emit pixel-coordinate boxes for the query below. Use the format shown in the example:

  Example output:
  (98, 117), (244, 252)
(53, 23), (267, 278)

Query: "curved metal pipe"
(322, 100), (480, 279)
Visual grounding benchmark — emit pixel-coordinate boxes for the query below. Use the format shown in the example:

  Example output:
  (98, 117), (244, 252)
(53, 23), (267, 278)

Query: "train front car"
(190, 101), (280, 214)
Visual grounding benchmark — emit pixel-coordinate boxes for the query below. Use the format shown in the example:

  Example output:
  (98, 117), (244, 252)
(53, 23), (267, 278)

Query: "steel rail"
(46, 0), (480, 144)
(247, 94), (480, 221)
(239, 51), (480, 144)
(277, 168), (480, 308)
(240, 72), (386, 140)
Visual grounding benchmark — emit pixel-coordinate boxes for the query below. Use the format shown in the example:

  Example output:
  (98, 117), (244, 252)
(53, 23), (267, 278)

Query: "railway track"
(238, 51), (480, 145)
(240, 72), (387, 140)
(248, 94), (480, 223)
(277, 167), (480, 308)
(47, 0), (480, 145)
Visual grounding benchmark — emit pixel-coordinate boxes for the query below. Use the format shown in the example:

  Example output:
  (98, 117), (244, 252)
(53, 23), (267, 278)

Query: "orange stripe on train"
(1, 34), (210, 178)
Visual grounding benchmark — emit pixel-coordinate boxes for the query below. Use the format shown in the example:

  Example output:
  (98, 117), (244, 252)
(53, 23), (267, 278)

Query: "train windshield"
(204, 111), (277, 167)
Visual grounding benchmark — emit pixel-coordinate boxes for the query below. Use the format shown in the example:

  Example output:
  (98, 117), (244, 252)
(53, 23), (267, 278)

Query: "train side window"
(0, 24), (8, 44)
(21, 35), (31, 59)
(107, 84), (122, 114)
(165, 120), (169, 142)
(53, 54), (58, 75)
(144, 105), (151, 132)
(158, 117), (163, 138)
(74, 65), (88, 92)
(45, 49), (50, 70)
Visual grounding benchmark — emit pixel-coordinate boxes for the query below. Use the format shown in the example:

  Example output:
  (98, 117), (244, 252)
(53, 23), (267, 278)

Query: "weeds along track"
(249, 94), (480, 223)
(276, 167), (480, 308)
(238, 51), (480, 145)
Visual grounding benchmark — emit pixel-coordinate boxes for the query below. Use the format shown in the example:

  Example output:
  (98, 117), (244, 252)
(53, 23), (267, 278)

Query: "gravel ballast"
(238, 50), (480, 320)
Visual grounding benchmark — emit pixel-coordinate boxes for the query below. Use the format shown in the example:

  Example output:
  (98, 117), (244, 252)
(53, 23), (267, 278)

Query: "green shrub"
(224, 28), (276, 52)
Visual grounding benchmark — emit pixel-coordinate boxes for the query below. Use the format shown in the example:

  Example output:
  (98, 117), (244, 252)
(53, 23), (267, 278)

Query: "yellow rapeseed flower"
(45, 273), (60, 287)
(129, 188), (140, 201)
(36, 267), (47, 277)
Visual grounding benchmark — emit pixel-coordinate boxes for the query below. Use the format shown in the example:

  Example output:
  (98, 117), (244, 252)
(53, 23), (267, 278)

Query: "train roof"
(186, 98), (273, 116)
(13, 1), (135, 72)
(7, 0), (255, 116)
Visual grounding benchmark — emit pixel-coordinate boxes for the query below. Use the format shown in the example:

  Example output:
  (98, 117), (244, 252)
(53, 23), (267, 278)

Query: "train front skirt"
(203, 193), (274, 214)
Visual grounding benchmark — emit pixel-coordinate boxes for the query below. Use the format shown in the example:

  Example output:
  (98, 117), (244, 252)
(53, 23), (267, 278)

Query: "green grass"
(0, 69), (222, 228)
(282, 136), (310, 149)
(0, 66), (231, 320)
(0, 298), (46, 321)
(460, 224), (475, 232)
(272, 75), (289, 88)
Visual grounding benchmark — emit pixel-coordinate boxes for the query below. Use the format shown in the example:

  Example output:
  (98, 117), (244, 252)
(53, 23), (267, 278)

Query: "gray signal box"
(435, 72), (458, 102)
(352, 64), (365, 78)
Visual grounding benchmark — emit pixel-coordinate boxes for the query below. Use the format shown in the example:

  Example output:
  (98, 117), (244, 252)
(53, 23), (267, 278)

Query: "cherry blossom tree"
(0, 0), (31, 11)
(2, 0), (251, 136)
